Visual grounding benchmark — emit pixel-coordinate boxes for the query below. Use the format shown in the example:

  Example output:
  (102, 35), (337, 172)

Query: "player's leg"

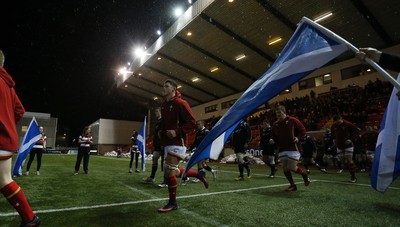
(0, 156), (39, 225)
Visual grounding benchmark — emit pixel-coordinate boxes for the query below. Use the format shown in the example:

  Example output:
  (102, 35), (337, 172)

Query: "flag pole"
(301, 17), (400, 90)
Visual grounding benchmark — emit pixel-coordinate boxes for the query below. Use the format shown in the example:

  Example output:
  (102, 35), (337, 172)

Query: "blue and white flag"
(371, 75), (400, 192)
(184, 17), (348, 174)
(12, 118), (41, 177)
(137, 116), (146, 171)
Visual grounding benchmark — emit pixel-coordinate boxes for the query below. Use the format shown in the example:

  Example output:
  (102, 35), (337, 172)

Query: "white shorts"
(337, 147), (354, 157)
(164, 145), (186, 159)
(366, 150), (374, 160)
(278, 151), (301, 161)
(0, 149), (15, 160)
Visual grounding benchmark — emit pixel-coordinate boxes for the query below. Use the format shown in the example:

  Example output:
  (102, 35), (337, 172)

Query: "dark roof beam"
(349, 0), (394, 46)
(175, 36), (257, 81)
(256, 0), (297, 31)
(139, 66), (208, 103)
(143, 64), (220, 99)
(199, 13), (275, 63)
(126, 81), (162, 98)
(157, 52), (240, 93)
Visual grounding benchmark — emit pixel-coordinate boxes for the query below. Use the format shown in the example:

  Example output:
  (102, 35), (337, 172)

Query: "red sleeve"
(349, 123), (360, 142)
(292, 116), (306, 139)
(175, 99), (196, 138)
(290, 117), (307, 140)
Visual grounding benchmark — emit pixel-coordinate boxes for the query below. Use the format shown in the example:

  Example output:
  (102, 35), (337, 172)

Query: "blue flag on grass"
(12, 118), (41, 177)
(184, 17), (348, 175)
(371, 75), (400, 192)
(137, 116), (146, 171)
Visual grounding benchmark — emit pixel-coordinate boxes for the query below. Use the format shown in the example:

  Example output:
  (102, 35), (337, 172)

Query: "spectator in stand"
(143, 108), (167, 187)
(74, 126), (93, 175)
(157, 79), (208, 213)
(0, 48), (40, 226)
(232, 119), (252, 181)
(300, 134), (327, 174)
(259, 119), (277, 178)
(129, 130), (140, 173)
(361, 125), (378, 173)
(25, 126), (46, 176)
(270, 105), (310, 192)
(189, 120), (217, 183)
(331, 115), (360, 183)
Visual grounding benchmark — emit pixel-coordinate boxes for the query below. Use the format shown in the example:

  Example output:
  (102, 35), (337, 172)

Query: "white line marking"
(0, 183), (287, 217)
(120, 181), (228, 226)
(1, 170), (398, 218)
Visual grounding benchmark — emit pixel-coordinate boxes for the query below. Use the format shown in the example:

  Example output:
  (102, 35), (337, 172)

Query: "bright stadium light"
(134, 47), (144, 58)
(134, 46), (151, 58)
(174, 7), (183, 17)
(119, 67), (132, 75)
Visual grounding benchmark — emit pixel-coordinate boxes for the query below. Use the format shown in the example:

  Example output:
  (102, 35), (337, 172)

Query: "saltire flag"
(12, 117), (41, 177)
(370, 75), (400, 192)
(137, 116), (146, 171)
(184, 17), (349, 175)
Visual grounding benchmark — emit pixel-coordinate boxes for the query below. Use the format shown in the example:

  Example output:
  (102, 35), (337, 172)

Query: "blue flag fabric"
(371, 75), (400, 192)
(137, 116), (146, 171)
(12, 118), (42, 177)
(184, 17), (348, 174)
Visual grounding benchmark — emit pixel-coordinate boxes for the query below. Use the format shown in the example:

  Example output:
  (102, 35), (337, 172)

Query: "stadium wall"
(89, 118), (142, 155)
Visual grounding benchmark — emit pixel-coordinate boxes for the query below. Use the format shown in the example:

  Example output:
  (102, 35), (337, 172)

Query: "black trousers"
(75, 147), (90, 172)
(26, 148), (43, 171)
(130, 151), (139, 169)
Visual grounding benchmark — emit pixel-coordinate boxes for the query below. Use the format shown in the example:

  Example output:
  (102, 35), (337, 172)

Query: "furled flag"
(371, 75), (400, 192)
(137, 116), (147, 171)
(12, 117), (42, 177)
(184, 17), (349, 175)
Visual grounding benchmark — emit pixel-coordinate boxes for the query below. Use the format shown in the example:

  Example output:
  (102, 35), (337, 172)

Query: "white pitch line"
(178, 208), (229, 227)
(120, 182), (282, 227)
(0, 183), (288, 217)
(2, 171), (398, 217)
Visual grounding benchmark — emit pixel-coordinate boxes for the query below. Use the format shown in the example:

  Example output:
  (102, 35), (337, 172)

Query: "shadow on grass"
(374, 202), (400, 214)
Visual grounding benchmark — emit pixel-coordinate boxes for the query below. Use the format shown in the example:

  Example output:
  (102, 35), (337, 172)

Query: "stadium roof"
(116, 0), (400, 108)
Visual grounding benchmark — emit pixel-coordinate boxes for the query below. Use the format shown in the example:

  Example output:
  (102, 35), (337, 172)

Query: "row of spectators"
(205, 78), (392, 134)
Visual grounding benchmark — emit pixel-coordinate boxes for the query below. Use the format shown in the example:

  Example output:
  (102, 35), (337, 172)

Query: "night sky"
(1, 1), (191, 144)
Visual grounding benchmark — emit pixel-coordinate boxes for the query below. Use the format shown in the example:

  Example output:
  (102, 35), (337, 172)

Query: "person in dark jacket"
(129, 130), (140, 173)
(259, 120), (277, 178)
(300, 135), (327, 174)
(74, 126), (93, 175)
(143, 108), (167, 187)
(189, 120), (217, 182)
(232, 119), (252, 181)
(25, 126), (46, 176)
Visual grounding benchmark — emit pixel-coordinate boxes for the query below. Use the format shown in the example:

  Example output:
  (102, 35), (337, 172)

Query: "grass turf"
(1, 154), (399, 226)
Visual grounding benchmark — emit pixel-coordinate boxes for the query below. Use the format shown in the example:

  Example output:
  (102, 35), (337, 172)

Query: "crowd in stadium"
(198, 78), (392, 174)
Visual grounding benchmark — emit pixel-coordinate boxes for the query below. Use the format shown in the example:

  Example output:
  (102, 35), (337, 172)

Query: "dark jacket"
(232, 121), (252, 153)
